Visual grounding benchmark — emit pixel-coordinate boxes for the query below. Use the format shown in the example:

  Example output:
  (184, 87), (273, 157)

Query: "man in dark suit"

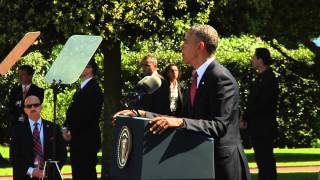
(63, 60), (103, 180)
(241, 48), (279, 180)
(10, 95), (67, 180)
(139, 55), (170, 115)
(114, 25), (251, 180)
(8, 65), (44, 125)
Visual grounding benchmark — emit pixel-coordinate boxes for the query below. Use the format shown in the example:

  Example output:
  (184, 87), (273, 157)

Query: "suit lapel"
(23, 121), (35, 161)
(194, 61), (216, 107)
(25, 84), (34, 97)
(25, 121), (34, 147)
(75, 78), (94, 98)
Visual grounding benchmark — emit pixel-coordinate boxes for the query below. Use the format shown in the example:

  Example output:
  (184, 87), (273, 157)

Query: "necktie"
(33, 123), (44, 169)
(23, 86), (28, 100)
(190, 71), (198, 106)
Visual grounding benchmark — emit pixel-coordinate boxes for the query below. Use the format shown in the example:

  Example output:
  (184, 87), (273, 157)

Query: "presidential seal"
(117, 126), (132, 169)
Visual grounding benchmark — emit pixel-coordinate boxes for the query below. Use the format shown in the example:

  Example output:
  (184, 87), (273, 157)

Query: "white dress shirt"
(195, 57), (215, 88)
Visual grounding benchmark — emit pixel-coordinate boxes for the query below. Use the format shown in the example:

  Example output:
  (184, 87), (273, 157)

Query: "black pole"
(50, 79), (62, 179)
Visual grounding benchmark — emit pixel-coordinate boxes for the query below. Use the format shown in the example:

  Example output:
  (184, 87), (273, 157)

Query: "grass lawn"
(2, 145), (320, 178)
(245, 148), (320, 168)
(251, 172), (318, 180)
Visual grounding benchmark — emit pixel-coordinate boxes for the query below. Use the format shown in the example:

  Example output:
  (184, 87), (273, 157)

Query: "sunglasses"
(24, 103), (41, 109)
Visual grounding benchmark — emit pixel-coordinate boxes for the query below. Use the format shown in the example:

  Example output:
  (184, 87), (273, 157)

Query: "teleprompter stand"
(40, 79), (63, 180)
(44, 35), (102, 179)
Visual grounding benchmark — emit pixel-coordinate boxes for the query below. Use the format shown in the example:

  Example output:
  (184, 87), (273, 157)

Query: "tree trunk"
(100, 39), (121, 179)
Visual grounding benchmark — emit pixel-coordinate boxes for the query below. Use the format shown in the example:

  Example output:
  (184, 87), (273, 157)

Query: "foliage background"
(1, 35), (318, 148)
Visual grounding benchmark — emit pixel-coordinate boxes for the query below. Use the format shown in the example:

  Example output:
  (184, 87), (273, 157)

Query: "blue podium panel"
(110, 116), (215, 180)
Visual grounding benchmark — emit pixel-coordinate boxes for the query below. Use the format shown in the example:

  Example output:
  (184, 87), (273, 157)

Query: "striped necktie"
(33, 123), (44, 169)
(23, 86), (28, 99)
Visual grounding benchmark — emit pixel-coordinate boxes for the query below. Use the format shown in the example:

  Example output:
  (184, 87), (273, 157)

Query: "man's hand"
(112, 109), (146, 125)
(149, 117), (184, 134)
(62, 130), (72, 142)
(32, 168), (45, 179)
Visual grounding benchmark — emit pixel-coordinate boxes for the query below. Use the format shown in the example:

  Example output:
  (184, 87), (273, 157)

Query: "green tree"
(0, 1), (214, 178)
(210, 0), (320, 81)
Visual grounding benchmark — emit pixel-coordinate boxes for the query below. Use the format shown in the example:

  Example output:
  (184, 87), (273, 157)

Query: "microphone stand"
(120, 92), (143, 117)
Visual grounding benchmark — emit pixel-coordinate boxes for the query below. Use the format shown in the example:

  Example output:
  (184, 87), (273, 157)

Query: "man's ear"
(198, 41), (206, 50)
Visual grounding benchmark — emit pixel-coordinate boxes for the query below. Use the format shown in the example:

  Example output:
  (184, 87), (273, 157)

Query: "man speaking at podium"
(114, 25), (250, 180)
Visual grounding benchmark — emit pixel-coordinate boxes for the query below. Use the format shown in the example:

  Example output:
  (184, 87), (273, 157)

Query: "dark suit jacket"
(243, 68), (279, 139)
(147, 60), (250, 180)
(8, 84), (44, 125)
(169, 82), (184, 117)
(64, 78), (103, 152)
(139, 74), (170, 115)
(10, 119), (67, 180)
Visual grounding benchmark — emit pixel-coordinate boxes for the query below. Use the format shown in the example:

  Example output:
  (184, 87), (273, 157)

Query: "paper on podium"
(44, 35), (102, 84)
(0, 31), (40, 75)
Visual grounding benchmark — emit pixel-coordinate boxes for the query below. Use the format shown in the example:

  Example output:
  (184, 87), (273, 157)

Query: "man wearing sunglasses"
(10, 95), (67, 180)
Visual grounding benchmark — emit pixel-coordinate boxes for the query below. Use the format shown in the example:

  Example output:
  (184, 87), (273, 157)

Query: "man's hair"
(19, 65), (34, 76)
(255, 48), (272, 66)
(164, 64), (181, 81)
(142, 54), (157, 65)
(24, 95), (41, 105)
(189, 25), (219, 55)
(87, 59), (98, 75)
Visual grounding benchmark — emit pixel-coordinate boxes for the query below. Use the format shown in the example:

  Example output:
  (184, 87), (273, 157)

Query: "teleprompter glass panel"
(45, 35), (102, 84)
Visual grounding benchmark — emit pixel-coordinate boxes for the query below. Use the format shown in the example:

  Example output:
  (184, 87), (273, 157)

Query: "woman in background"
(164, 64), (184, 116)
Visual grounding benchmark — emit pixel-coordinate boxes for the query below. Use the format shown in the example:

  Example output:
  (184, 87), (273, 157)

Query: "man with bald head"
(114, 25), (250, 180)
(10, 95), (67, 180)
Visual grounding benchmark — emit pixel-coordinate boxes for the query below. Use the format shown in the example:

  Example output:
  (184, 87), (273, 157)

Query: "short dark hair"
(141, 54), (157, 65)
(189, 25), (219, 55)
(18, 65), (34, 75)
(87, 59), (98, 75)
(255, 48), (272, 66)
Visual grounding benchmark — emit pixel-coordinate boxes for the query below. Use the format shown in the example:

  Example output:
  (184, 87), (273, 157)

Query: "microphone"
(136, 75), (162, 94)
(121, 75), (162, 108)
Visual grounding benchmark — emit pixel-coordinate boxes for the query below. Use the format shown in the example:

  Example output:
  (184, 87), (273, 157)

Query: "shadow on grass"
(246, 153), (320, 163)
(64, 154), (103, 165)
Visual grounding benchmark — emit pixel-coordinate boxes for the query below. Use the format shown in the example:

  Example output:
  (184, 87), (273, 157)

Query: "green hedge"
(121, 35), (320, 148)
(0, 35), (319, 147)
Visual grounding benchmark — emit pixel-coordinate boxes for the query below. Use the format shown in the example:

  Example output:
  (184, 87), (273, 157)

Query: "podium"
(110, 116), (215, 180)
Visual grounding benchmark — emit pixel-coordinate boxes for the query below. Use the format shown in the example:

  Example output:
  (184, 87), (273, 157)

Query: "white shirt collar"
(29, 118), (42, 128)
(151, 71), (159, 76)
(22, 84), (31, 90)
(195, 57), (214, 87)
(80, 77), (93, 89)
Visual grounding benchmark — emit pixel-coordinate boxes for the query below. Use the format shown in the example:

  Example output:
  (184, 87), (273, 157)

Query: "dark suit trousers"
(215, 146), (250, 180)
(70, 148), (98, 180)
(252, 137), (277, 180)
